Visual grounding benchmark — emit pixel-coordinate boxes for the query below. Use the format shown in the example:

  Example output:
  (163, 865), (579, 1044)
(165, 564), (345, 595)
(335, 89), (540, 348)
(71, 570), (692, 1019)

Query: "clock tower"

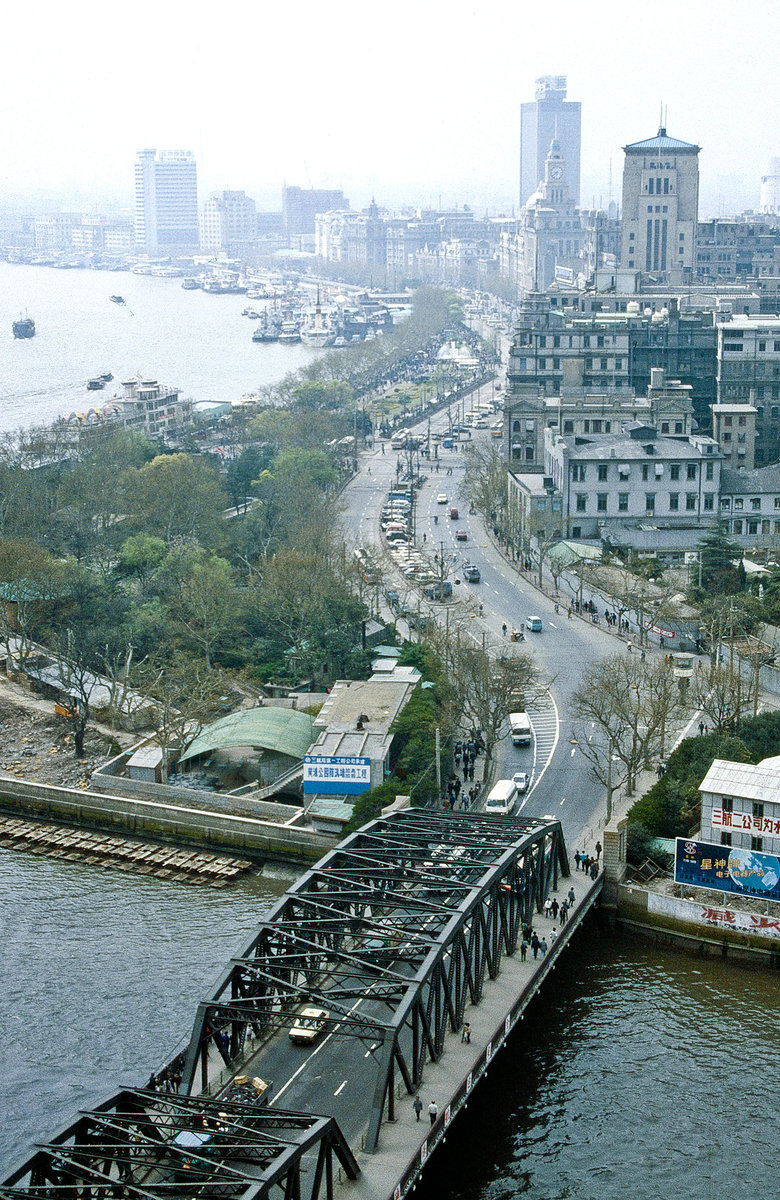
(521, 138), (584, 292)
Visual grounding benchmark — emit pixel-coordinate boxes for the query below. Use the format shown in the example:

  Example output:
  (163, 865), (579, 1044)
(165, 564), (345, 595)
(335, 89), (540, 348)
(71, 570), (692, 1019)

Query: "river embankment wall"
(0, 777), (332, 865)
(615, 882), (780, 966)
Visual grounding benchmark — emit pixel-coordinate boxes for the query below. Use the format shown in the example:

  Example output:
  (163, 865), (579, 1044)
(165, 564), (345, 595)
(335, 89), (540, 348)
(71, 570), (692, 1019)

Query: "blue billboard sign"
(303, 755), (371, 796)
(675, 838), (780, 903)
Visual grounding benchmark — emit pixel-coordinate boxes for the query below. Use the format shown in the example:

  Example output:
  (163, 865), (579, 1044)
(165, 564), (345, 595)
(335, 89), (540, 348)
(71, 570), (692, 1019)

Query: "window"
(706, 462), (714, 481)
(669, 493), (679, 511)
(642, 464), (650, 481)
(751, 498), (761, 510)
(592, 421), (602, 433)
(618, 493), (629, 511)
(598, 464), (608, 481)
(733, 519), (743, 533)
(661, 421), (670, 434)
(722, 497), (731, 508)
(571, 525), (581, 538)
(576, 494), (587, 512)
(597, 493), (607, 512)
(563, 420), (574, 433)
(753, 802), (764, 820)
(572, 464), (585, 482)
(670, 464), (681, 481)
(686, 493), (697, 511)
(751, 837), (764, 852)
(645, 493), (656, 512)
(721, 831), (732, 846)
(722, 797), (733, 812)
(675, 422), (683, 434)
(687, 464), (697, 480)
(775, 498), (780, 509)
(734, 498), (743, 510)
(703, 494), (714, 511)
(724, 415), (733, 427)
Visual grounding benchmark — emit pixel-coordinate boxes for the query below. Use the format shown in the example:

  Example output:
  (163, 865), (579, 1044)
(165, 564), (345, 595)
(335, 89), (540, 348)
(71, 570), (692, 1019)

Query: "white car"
(436, 493), (448, 504)
(288, 1005), (330, 1045)
(512, 771), (530, 793)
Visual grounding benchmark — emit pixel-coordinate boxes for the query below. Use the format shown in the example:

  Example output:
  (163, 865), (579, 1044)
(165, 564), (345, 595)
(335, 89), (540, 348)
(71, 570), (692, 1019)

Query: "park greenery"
(0, 287), (466, 755)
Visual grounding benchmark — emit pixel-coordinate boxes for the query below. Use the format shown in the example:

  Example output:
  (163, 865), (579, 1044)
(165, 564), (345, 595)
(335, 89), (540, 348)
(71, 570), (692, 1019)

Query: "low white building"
(700, 756), (780, 855)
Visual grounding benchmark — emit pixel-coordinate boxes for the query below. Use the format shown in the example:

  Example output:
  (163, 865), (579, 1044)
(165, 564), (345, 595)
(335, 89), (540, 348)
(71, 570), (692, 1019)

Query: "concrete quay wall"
(615, 882), (780, 967)
(338, 870), (602, 1200)
(0, 777), (333, 865)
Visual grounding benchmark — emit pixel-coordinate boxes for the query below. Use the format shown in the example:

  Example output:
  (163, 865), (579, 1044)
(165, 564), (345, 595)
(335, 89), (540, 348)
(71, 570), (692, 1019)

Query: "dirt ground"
(0, 675), (134, 789)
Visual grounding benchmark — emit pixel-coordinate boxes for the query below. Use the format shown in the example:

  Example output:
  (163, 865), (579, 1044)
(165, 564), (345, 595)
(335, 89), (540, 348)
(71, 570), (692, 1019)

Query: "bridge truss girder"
(178, 811), (568, 1154)
(0, 1089), (359, 1200)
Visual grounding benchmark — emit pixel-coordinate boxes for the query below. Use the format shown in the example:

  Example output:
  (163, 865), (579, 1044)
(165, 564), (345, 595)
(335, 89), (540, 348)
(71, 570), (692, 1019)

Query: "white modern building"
(760, 158), (780, 216)
(717, 315), (780, 466)
(134, 149), (199, 254)
(200, 190), (257, 255)
(700, 757), (780, 855)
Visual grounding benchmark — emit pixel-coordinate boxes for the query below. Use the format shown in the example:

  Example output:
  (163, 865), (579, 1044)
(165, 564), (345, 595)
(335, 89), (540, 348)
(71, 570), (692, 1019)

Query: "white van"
(484, 779), (518, 816)
(509, 712), (532, 746)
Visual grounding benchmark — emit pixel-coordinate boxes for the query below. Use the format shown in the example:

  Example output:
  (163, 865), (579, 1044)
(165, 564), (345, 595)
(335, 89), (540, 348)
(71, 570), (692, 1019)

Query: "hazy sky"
(2, 0), (778, 217)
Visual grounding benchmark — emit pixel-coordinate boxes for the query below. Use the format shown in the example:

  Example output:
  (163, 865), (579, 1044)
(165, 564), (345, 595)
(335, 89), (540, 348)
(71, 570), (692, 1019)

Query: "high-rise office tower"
(134, 149), (199, 253)
(620, 125), (699, 284)
(519, 75), (581, 206)
(760, 158), (780, 215)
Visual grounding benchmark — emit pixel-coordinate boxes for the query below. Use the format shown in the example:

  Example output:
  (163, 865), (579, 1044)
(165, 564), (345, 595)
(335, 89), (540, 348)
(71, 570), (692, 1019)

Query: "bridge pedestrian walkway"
(336, 865), (603, 1200)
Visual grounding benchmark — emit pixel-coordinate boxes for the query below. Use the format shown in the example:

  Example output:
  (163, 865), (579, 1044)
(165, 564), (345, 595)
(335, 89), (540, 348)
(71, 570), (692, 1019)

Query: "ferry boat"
(278, 320), (301, 344)
(12, 315), (35, 339)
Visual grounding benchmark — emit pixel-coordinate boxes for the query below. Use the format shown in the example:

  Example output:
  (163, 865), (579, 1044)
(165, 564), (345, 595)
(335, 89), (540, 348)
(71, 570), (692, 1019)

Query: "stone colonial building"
(620, 125), (700, 284)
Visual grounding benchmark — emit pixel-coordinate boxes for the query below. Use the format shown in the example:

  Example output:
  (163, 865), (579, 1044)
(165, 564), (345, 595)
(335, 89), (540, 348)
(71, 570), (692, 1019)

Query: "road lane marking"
(334, 1080), (348, 1096)
(560, 798), (566, 805)
(570, 747), (577, 757)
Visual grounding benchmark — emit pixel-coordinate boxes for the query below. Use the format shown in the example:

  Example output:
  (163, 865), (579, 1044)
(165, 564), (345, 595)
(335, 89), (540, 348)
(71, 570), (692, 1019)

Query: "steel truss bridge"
(0, 810), (569, 1199)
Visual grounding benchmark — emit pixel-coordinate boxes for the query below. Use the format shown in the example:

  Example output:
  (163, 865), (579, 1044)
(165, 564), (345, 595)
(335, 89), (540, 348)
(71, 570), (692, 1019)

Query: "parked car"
(289, 1005), (330, 1045)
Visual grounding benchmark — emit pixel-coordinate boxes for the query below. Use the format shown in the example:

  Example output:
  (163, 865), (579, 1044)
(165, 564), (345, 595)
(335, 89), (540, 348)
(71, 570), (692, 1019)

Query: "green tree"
(120, 453), (227, 547)
(118, 533), (167, 595)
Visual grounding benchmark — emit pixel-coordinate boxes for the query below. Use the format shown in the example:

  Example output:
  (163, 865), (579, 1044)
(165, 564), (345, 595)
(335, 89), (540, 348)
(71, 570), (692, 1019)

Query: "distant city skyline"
(0, 0), (778, 220)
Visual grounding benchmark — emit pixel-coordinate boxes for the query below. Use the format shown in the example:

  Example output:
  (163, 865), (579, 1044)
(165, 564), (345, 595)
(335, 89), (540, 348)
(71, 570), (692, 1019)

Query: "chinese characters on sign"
(712, 808), (780, 836)
(675, 838), (780, 902)
(303, 755), (371, 796)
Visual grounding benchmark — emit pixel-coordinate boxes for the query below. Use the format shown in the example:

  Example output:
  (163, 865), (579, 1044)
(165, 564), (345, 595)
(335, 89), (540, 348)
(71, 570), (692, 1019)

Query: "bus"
(390, 430), (408, 451)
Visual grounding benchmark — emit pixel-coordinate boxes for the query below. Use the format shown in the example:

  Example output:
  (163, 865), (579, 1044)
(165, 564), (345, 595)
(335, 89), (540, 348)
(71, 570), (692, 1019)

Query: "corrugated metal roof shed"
(179, 707), (315, 765)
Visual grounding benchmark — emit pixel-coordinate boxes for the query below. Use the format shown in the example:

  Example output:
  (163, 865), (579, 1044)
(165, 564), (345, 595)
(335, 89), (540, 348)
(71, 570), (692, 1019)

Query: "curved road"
(341, 389), (618, 849)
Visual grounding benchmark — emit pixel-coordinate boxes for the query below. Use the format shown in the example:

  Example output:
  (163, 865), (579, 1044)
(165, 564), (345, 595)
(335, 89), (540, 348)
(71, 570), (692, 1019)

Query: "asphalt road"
(340, 381), (618, 849)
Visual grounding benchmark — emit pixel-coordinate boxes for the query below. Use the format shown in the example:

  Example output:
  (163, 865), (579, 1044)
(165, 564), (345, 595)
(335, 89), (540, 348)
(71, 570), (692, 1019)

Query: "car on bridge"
(289, 1005), (330, 1045)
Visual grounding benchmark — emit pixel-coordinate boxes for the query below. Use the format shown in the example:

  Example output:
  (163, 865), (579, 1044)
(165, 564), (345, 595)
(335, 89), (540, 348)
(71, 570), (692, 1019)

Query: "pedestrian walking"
(413, 1096), (423, 1122)
(574, 851), (581, 871)
(560, 903), (568, 926)
(428, 1101), (438, 1126)
(550, 927), (558, 944)
(544, 896), (553, 918)
(595, 841), (602, 861)
(568, 886), (576, 906)
(502, 623), (507, 637)
(540, 938), (548, 956)
(461, 1022), (471, 1044)
(520, 938), (528, 960)
(627, 640), (632, 653)
(698, 721), (705, 736)
(531, 932), (540, 959)
(590, 860), (599, 879)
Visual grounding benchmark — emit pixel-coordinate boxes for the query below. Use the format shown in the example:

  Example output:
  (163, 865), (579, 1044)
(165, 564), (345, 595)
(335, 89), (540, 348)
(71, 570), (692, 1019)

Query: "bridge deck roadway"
(333, 867), (602, 1200)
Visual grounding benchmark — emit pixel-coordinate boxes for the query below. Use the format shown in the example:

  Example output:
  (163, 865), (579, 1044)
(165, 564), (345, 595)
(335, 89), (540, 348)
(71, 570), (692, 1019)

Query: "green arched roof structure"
(179, 707), (315, 765)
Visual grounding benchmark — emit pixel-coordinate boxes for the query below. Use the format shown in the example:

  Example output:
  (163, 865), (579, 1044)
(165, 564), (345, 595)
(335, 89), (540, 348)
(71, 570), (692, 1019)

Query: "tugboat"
(109, 295), (125, 305)
(12, 315), (35, 339)
(86, 378), (106, 391)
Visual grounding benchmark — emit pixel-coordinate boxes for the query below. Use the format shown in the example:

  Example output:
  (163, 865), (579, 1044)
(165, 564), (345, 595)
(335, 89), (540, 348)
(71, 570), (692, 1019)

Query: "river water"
(0, 264), (774, 1193)
(0, 262), (321, 433)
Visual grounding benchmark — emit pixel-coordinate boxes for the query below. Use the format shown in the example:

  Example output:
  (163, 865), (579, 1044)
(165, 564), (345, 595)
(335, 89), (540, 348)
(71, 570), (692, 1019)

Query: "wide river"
(0, 265), (774, 1194)
(0, 261), (322, 433)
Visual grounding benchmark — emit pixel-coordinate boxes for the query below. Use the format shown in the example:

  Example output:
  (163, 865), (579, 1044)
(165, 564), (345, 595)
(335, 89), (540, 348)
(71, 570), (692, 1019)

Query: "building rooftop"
(553, 432), (718, 461)
(721, 464), (780, 494)
(624, 127), (700, 153)
(179, 707), (316, 765)
(700, 757), (780, 805)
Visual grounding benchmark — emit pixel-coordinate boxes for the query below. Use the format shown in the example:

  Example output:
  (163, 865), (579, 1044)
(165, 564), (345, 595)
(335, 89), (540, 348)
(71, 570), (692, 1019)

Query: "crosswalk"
(526, 690), (559, 794)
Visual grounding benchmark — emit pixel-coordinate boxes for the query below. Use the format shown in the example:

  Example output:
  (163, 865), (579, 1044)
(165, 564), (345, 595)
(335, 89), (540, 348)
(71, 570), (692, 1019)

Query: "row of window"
(571, 462), (711, 482)
(722, 340), (780, 352)
(724, 518), (778, 535)
(721, 496), (778, 511)
(574, 492), (714, 513)
(721, 832), (764, 850)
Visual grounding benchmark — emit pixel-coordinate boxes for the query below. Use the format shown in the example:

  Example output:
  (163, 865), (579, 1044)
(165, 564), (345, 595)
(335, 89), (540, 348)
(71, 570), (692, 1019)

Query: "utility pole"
(435, 726), (441, 800)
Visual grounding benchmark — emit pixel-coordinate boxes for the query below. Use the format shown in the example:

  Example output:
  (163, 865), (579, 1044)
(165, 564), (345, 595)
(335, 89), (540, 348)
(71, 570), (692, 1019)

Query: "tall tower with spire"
(620, 123), (700, 283)
(521, 138), (584, 292)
